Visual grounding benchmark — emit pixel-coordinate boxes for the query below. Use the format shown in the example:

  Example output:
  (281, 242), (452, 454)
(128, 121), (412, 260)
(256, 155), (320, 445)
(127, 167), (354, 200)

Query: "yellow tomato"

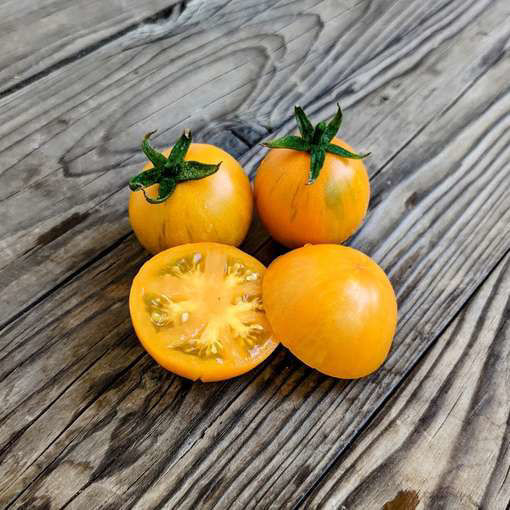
(129, 242), (278, 381)
(262, 244), (397, 378)
(255, 137), (369, 248)
(129, 143), (253, 254)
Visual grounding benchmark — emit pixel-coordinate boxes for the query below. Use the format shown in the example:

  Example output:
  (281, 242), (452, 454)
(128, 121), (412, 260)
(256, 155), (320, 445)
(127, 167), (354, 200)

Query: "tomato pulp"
(129, 243), (278, 381)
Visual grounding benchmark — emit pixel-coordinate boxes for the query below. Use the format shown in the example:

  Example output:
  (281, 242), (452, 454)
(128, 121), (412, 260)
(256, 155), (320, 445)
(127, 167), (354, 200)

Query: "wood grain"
(0, 0), (183, 95)
(1, 0), (510, 509)
(106, 28), (510, 509)
(1, 0), (507, 324)
(304, 253), (510, 510)
(0, 235), (289, 508)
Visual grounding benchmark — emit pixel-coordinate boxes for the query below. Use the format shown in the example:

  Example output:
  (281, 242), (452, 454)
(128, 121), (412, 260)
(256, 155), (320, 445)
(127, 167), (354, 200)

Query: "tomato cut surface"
(129, 243), (277, 381)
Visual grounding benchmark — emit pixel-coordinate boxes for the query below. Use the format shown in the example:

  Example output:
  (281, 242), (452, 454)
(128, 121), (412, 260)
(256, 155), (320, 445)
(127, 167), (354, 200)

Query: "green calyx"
(129, 130), (221, 204)
(263, 104), (370, 184)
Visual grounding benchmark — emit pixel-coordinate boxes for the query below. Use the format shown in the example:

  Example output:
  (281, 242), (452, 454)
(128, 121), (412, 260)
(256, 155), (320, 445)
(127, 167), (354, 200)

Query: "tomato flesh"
(130, 243), (277, 381)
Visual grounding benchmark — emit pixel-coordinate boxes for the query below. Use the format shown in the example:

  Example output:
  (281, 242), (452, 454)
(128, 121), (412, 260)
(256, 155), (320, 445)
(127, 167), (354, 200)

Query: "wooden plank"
(0, 236), (290, 509)
(0, 238), (234, 508)
(1, 3), (510, 508)
(0, 0), (348, 322)
(99, 32), (510, 509)
(0, 0), (183, 95)
(1, 0), (506, 325)
(2, 1), (510, 509)
(304, 253), (510, 510)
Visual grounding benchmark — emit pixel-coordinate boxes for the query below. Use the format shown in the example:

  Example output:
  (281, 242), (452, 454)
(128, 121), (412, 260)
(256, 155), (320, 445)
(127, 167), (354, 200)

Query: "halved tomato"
(129, 243), (277, 381)
(262, 244), (397, 379)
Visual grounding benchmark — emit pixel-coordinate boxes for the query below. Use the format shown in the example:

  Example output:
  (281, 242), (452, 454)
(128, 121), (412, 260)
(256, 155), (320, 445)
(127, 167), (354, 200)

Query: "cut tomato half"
(262, 244), (397, 379)
(129, 242), (277, 381)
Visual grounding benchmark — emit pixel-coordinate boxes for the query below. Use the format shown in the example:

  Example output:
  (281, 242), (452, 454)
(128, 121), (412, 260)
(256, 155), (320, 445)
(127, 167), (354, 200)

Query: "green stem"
(129, 130), (221, 203)
(262, 103), (370, 184)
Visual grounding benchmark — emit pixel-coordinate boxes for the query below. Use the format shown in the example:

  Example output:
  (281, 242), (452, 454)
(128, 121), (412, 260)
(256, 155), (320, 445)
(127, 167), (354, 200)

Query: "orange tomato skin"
(262, 244), (397, 379)
(129, 144), (253, 254)
(254, 138), (369, 248)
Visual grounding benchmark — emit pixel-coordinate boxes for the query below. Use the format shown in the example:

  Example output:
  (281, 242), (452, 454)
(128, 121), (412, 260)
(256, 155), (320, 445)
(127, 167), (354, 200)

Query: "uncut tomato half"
(262, 244), (397, 379)
(254, 105), (370, 248)
(129, 243), (278, 381)
(129, 132), (253, 254)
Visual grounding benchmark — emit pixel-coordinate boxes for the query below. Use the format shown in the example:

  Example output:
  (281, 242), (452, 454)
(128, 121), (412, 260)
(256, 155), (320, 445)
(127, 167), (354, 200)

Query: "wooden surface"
(306, 252), (510, 508)
(1, 0), (509, 508)
(0, 0), (180, 95)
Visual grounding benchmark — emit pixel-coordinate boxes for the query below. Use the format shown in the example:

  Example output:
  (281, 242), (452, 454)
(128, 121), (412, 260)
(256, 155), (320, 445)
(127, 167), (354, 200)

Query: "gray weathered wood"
(0, 0), (182, 94)
(1, 0), (506, 324)
(1, 0), (510, 509)
(304, 253), (510, 510)
(101, 24), (510, 508)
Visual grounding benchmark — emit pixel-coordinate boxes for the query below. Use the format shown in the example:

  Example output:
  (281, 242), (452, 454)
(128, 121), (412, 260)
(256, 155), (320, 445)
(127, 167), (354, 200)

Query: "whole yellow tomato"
(262, 244), (397, 379)
(254, 105), (370, 248)
(129, 131), (253, 254)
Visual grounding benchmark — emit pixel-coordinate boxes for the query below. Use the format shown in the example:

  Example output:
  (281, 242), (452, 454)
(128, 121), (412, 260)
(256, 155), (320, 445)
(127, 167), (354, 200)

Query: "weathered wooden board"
(1, 2), (510, 506)
(0, 0), (359, 323)
(304, 253), (510, 510)
(2, 0), (510, 508)
(1, 0), (506, 326)
(0, 0), (182, 95)
(104, 31), (510, 509)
